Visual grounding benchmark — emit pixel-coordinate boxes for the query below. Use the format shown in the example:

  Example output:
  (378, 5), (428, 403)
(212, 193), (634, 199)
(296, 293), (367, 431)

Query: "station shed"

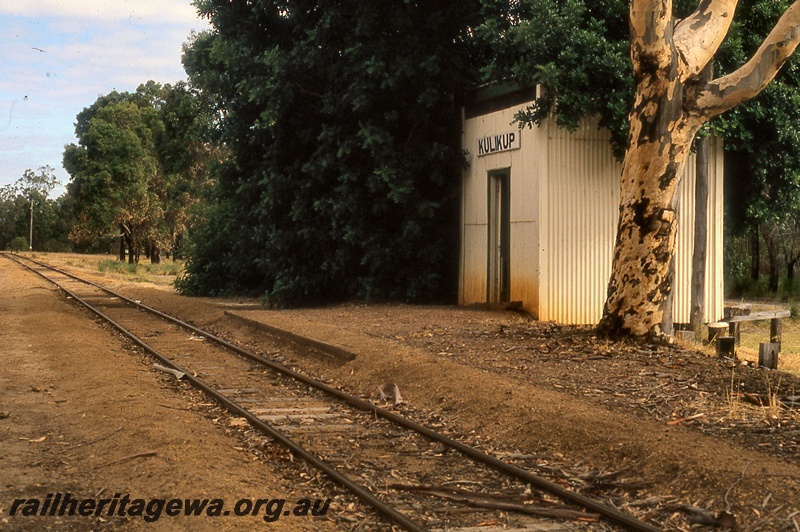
(459, 86), (725, 325)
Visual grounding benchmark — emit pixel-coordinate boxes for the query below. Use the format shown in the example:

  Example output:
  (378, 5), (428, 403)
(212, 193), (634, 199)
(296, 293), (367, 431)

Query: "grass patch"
(731, 311), (800, 376)
(98, 259), (138, 275)
(97, 259), (182, 278)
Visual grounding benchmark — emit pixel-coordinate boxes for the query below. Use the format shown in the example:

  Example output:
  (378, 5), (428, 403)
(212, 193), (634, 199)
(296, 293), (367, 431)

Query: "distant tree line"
(0, 166), (72, 252)
(62, 81), (217, 263)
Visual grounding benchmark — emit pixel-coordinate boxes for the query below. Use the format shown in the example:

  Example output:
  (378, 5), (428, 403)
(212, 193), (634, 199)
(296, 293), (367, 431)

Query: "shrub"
(8, 236), (29, 251)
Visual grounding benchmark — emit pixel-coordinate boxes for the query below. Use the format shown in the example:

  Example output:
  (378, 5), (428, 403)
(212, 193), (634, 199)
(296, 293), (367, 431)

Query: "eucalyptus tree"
(64, 98), (162, 263)
(0, 170), (68, 252)
(64, 82), (213, 263)
(598, 0), (800, 338)
(477, 0), (800, 338)
(13, 166), (59, 250)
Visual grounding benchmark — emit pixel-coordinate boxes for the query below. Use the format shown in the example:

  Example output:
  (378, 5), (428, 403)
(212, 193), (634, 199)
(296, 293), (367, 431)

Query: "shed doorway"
(488, 168), (511, 303)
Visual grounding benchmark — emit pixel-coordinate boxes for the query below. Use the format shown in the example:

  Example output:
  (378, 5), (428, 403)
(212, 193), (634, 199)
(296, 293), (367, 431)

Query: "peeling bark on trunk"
(598, 18), (699, 337)
(598, 107), (696, 337)
(598, 0), (800, 339)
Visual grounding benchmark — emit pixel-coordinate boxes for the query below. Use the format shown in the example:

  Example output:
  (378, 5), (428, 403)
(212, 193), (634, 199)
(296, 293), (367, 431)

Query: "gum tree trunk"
(598, 0), (800, 339)
(119, 232), (126, 262)
(599, 97), (696, 337)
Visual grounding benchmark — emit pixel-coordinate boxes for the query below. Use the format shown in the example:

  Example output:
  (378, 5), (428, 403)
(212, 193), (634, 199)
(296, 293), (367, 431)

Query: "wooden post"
(689, 65), (712, 335)
(724, 304), (750, 346)
(759, 342), (779, 369)
(770, 318), (782, 345)
(708, 323), (728, 345)
(728, 322), (741, 346)
(717, 336), (735, 358)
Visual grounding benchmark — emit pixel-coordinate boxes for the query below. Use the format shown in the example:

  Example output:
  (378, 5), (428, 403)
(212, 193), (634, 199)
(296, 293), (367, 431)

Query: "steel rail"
(9, 254), (663, 532)
(7, 254), (426, 532)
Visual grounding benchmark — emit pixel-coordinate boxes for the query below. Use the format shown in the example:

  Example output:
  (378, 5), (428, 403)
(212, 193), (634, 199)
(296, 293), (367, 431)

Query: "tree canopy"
(477, 0), (800, 163)
(63, 82), (214, 263)
(177, 0), (484, 304)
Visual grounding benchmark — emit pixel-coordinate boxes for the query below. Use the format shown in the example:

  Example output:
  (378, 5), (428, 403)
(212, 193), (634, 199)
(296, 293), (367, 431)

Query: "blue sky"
(0, 0), (210, 197)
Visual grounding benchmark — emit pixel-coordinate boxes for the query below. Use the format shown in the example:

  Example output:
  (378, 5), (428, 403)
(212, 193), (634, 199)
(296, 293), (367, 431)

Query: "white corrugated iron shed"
(460, 86), (724, 325)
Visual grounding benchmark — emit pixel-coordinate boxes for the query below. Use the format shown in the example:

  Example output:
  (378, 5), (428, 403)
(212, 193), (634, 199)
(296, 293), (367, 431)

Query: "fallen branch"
(666, 413), (705, 426)
(93, 451), (157, 470)
(665, 505), (737, 529)
(389, 484), (599, 521)
(742, 393), (771, 407)
(61, 426), (123, 453)
(724, 461), (752, 511)
(158, 403), (189, 411)
(503, 346), (532, 353)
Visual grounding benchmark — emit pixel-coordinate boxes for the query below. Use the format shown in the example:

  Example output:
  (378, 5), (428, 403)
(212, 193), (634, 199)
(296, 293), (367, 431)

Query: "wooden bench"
(724, 309), (790, 345)
(723, 309), (790, 369)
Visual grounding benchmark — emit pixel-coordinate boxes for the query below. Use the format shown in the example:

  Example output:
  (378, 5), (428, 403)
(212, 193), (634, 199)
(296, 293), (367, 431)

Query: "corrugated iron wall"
(460, 105), (542, 315)
(460, 106), (724, 326)
(538, 122), (620, 324)
(538, 121), (724, 324)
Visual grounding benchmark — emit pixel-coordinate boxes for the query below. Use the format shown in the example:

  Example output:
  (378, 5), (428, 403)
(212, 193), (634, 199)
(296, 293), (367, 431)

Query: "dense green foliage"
(63, 82), (215, 262)
(475, 0), (635, 156)
(475, 0), (800, 161)
(177, 1), (483, 304)
(714, 0), (800, 230)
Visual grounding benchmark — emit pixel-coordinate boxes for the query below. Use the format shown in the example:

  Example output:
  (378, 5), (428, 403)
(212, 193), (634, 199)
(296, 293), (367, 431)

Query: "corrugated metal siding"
(708, 138), (725, 322)
(539, 121), (619, 324)
(460, 105), (541, 314)
(460, 107), (724, 326)
(673, 156), (695, 324)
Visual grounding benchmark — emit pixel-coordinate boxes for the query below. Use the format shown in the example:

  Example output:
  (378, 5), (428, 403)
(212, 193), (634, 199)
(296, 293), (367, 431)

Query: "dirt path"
(0, 257), (338, 531)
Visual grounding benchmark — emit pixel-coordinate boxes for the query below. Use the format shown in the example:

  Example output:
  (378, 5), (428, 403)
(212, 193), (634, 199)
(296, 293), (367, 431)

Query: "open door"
(488, 169), (510, 303)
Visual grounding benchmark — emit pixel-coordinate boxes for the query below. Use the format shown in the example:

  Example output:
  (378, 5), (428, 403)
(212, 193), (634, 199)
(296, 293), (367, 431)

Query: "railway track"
(5, 253), (662, 531)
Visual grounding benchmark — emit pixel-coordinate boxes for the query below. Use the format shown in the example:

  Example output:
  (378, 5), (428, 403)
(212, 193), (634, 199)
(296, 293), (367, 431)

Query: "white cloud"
(0, 0), (203, 26)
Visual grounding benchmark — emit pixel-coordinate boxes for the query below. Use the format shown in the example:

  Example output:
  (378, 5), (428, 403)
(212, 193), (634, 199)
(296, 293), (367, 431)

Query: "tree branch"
(673, 0), (738, 79)
(694, 0), (800, 118)
(630, 0), (674, 74)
